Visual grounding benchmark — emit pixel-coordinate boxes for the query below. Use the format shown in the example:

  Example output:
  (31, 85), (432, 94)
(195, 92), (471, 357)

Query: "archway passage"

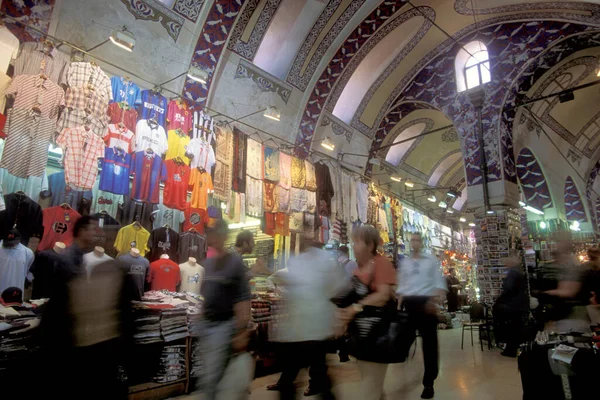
(565, 176), (587, 223)
(516, 148), (553, 211)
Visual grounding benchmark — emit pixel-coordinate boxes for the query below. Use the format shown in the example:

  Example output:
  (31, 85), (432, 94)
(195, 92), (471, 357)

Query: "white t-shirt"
(135, 120), (168, 156)
(186, 138), (215, 171)
(179, 262), (204, 294)
(0, 26), (19, 74)
(0, 242), (34, 293)
(83, 251), (113, 279)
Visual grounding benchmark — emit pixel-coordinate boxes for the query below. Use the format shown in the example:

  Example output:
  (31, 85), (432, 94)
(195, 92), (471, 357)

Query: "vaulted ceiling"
(12, 0), (600, 226)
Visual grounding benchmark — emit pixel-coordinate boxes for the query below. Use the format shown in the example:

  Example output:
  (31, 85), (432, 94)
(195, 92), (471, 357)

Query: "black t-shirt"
(30, 250), (64, 299)
(148, 227), (180, 263)
(201, 253), (251, 322)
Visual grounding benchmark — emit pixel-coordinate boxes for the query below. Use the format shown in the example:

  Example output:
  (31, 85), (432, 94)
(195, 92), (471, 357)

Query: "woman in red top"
(340, 225), (396, 400)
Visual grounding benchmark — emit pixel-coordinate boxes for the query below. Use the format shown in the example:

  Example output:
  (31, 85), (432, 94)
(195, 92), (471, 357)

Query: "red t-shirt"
(166, 99), (192, 133)
(163, 159), (191, 211)
(183, 206), (209, 234)
(38, 206), (82, 251)
(148, 258), (181, 291)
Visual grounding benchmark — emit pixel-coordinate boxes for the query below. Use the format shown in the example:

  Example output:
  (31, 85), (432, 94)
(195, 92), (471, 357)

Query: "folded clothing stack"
(154, 344), (187, 383)
(132, 308), (162, 344)
(161, 308), (189, 342)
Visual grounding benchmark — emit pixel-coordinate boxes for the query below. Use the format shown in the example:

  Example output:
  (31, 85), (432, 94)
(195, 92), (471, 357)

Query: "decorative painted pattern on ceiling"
(183, 0), (246, 107)
(286, 0), (366, 91)
(367, 20), (596, 186)
(454, 0), (600, 22)
(377, 116), (435, 161)
(227, 0), (283, 60)
(516, 147), (553, 211)
(1, 0), (56, 42)
(564, 176), (587, 223)
(324, 6), (435, 119)
(320, 112), (353, 143)
(234, 58), (292, 103)
(586, 159), (600, 232)
(173, 0), (205, 22)
(120, 0), (184, 41)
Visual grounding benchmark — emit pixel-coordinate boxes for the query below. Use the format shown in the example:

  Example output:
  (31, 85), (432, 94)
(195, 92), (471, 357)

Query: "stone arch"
(516, 147), (553, 211)
(564, 176), (588, 223)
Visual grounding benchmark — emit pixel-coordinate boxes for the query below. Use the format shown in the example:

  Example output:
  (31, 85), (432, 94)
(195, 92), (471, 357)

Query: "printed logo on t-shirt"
(189, 213), (201, 225)
(130, 265), (145, 275)
(188, 244), (198, 252)
(174, 113), (186, 123)
(144, 102), (165, 114)
(174, 173), (182, 182)
(130, 241), (137, 248)
(98, 196), (114, 205)
(52, 221), (68, 235)
(187, 273), (200, 284)
(158, 241), (171, 251)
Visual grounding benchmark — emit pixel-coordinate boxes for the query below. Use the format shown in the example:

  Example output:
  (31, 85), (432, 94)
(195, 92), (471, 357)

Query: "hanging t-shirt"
(165, 130), (191, 165)
(148, 227), (180, 262)
(104, 123), (135, 153)
(130, 150), (166, 204)
(166, 99), (192, 133)
(189, 168), (213, 210)
(117, 253), (149, 300)
(37, 206), (82, 251)
(42, 171), (92, 213)
(135, 120), (168, 156)
(0, 193), (44, 245)
(110, 76), (142, 106)
(136, 90), (167, 128)
(99, 147), (131, 195)
(152, 191), (185, 233)
(163, 160), (191, 211)
(107, 102), (138, 133)
(114, 223), (151, 257)
(91, 212), (121, 257)
(179, 262), (204, 294)
(148, 258), (180, 291)
(91, 181), (123, 217)
(187, 137), (216, 171)
(0, 242), (34, 293)
(178, 231), (207, 262)
(183, 206), (209, 234)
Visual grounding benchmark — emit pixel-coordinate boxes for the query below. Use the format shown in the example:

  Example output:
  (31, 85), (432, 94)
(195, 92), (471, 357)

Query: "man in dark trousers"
(396, 233), (447, 399)
(446, 268), (460, 312)
(493, 256), (528, 357)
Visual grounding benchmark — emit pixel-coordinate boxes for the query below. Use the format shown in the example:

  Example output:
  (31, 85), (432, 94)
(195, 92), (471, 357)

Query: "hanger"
(188, 227), (197, 233)
(31, 105), (42, 114)
(146, 148), (154, 155)
(60, 203), (71, 210)
(124, 75), (131, 82)
(117, 121), (126, 130)
(147, 118), (158, 128)
(100, 209), (108, 215)
(133, 221), (142, 229)
(247, 131), (263, 143)
(163, 223), (170, 229)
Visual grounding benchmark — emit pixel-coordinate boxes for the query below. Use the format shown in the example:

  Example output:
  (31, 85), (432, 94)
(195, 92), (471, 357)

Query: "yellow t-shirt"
(190, 168), (214, 210)
(114, 223), (151, 256)
(165, 130), (191, 165)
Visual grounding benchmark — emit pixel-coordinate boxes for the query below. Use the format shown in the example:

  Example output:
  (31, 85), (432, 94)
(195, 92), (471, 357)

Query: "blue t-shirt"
(110, 76), (142, 106)
(130, 151), (166, 204)
(136, 90), (167, 129)
(99, 147), (132, 195)
(45, 171), (92, 208)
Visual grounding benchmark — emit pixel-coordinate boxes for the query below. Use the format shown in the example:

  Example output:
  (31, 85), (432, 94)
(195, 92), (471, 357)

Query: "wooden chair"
(461, 302), (491, 350)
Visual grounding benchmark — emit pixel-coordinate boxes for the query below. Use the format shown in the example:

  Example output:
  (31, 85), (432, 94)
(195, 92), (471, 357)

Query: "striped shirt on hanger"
(5, 75), (65, 120)
(11, 42), (70, 85)
(0, 108), (56, 178)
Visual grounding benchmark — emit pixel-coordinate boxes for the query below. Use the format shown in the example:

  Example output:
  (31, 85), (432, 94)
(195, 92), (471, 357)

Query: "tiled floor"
(178, 327), (522, 399)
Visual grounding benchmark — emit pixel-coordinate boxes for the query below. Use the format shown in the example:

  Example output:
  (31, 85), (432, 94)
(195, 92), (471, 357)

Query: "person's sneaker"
(421, 386), (434, 399)
(266, 383), (282, 391)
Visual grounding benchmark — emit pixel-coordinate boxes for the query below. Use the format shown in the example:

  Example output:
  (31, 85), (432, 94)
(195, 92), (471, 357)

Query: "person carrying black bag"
(337, 225), (398, 400)
(396, 233), (447, 399)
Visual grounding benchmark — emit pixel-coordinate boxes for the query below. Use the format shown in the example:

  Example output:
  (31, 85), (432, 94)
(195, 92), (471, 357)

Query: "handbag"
(331, 263), (416, 364)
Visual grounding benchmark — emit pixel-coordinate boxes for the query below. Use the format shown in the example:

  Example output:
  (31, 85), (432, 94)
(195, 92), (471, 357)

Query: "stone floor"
(177, 327), (522, 399)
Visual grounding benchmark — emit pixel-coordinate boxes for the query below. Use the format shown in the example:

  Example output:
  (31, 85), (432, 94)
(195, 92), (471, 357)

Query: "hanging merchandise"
(99, 147), (132, 195)
(1, 78), (63, 178)
(232, 127), (247, 193)
(148, 257), (180, 291)
(56, 126), (106, 190)
(212, 125), (233, 201)
(117, 252), (149, 300)
(246, 138), (263, 180)
(276, 186), (290, 214)
(291, 157), (306, 189)
(120, 197), (155, 230)
(306, 190), (317, 214)
(356, 181), (368, 224)
(290, 187), (307, 212)
(130, 150), (166, 204)
(165, 129), (191, 165)
(148, 226), (180, 262)
(83, 249), (113, 279)
(91, 181), (123, 217)
(91, 211), (121, 257)
(166, 99), (192, 133)
(264, 147), (279, 182)
(30, 249), (63, 299)
(41, 171), (92, 214)
(278, 152), (292, 190)
(178, 230), (207, 261)
(0, 169), (48, 204)
(110, 76), (142, 106)
(114, 222), (151, 257)
(305, 160), (317, 192)
(263, 181), (277, 213)
(135, 119), (168, 156)
(246, 176), (263, 217)
(37, 205), (81, 251)
(64, 86), (109, 122)
(0, 231), (34, 293)
(275, 213), (290, 236)
(163, 159), (191, 211)
(189, 168), (214, 210)
(183, 206), (209, 234)
(315, 162), (334, 217)
(187, 136), (216, 172)
(0, 192), (43, 246)
(304, 213), (315, 239)
(107, 102), (138, 133)
(65, 62), (113, 101)
(136, 89), (167, 128)
(105, 123), (135, 153)
(153, 191), (184, 233)
(58, 107), (109, 139)
(12, 41), (70, 85)
(179, 258), (204, 294)
(290, 212), (303, 232)
(192, 109), (215, 149)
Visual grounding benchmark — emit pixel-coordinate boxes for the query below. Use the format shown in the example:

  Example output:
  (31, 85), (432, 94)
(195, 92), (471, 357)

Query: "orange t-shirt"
(353, 255), (396, 292)
(189, 168), (213, 209)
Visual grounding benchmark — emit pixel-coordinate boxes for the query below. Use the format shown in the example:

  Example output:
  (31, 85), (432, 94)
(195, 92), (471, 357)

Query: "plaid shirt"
(58, 108), (109, 138)
(56, 126), (105, 190)
(65, 87), (109, 120)
(5, 75), (65, 120)
(65, 62), (112, 101)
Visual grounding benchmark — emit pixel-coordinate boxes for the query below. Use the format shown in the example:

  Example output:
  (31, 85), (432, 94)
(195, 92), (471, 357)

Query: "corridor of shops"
(1, 1), (599, 399)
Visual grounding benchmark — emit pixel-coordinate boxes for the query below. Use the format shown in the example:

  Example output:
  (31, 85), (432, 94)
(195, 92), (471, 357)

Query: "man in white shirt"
(396, 233), (447, 399)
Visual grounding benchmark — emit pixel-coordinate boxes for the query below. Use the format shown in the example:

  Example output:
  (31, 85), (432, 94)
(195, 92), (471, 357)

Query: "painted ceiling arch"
(516, 147), (554, 211)
(565, 176), (588, 223)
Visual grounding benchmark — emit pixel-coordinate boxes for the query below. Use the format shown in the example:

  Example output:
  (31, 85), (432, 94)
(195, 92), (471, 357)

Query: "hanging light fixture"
(427, 195), (436, 202)
(468, 222), (476, 227)
(263, 106), (281, 121)
(439, 201), (447, 208)
(523, 204), (544, 215)
(321, 137), (335, 151)
(109, 27), (135, 52)
(187, 65), (209, 84)
(404, 179), (414, 188)
(570, 220), (580, 231)
(390, 176), (402, 182)
(539, 221), (547, 229)
(447, 209), (454, 214)
(596, 58), (600, 77)
(459, 217), (466, 222)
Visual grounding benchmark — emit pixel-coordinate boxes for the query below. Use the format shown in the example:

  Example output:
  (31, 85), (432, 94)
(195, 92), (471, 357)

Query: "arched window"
(455, 41), (491, 92)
